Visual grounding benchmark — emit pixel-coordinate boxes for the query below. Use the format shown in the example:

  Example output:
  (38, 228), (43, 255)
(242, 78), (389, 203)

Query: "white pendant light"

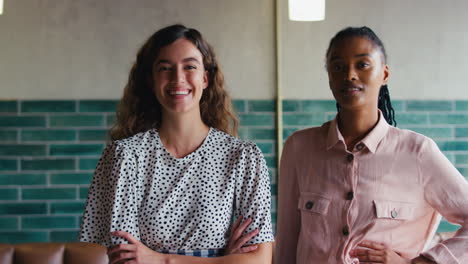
(289, 0), (325, 21)
(0, 0), (3, 15)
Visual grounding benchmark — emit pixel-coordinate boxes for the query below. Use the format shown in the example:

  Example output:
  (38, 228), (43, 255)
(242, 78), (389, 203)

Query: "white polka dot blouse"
(79, 128), (274, 252)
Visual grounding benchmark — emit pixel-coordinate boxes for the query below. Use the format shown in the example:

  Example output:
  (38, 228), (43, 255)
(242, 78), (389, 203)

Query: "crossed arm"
(107, 216), (272, 264)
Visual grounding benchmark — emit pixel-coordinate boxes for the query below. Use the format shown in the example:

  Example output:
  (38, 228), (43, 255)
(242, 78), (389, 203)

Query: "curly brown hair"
(110, 24), (239, 140)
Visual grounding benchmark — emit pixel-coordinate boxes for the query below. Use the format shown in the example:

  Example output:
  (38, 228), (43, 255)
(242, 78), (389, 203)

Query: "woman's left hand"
(108, 231), (167, 264)
(350, 241), (411, 264)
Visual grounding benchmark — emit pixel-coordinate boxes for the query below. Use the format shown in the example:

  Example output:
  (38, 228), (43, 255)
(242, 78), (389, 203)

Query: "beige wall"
(1, 0), (467, 99)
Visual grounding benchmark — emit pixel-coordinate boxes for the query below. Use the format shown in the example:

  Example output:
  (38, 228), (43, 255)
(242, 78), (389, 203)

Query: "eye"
(330, 64), (343, 72)
(157, 66), (172, 72)
(185, 65), (197, 70)
(357, 62), (370, 69)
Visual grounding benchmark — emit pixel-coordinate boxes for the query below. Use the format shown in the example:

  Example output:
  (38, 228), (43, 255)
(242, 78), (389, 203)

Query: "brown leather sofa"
(0, 242), (108, 264)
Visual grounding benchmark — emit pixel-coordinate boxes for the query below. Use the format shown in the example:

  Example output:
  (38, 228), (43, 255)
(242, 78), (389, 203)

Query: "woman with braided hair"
(275, 27), (468, 263)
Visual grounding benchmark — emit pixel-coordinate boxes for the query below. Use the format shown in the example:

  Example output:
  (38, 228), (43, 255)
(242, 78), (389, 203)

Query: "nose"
(170, 66), (185, 85)
(344, 66), (358, 81)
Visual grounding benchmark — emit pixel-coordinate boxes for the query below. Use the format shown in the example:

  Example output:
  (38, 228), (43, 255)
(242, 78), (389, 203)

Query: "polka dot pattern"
(79, 128), (274, 251)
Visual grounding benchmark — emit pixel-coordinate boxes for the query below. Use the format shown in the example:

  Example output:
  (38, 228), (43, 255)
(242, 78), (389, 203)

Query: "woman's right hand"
(225, 216), (260, 255)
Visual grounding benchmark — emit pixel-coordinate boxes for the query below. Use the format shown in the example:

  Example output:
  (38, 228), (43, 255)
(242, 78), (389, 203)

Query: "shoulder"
(111, 129), (159, 155)
(284, 121), (330, 147)
(210, 128), (261, 153)
(386, 126), (436, 152)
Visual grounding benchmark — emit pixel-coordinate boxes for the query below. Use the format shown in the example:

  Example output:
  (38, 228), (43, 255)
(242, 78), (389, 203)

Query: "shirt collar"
(326, 110), (390, 153)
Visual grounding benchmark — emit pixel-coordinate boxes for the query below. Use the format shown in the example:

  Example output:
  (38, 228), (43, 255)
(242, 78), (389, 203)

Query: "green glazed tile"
(394, 113), (428, 125)
(232, 100), (246, 113)
(79, 158), (99, 170)
(282, 100), (301, 112)
(106, 114), (116, 126)
(50, 115), (104, 127)
(50, 144), (104, 156)
(406, 101), (452, 111)
(79, 129), (109, 141)
(430, 114), (468, 125)
(50, 173), (93, 185)
(0, 174), (46, 185)
(437, 141), (468, 151)
(0, 203), (47, 215)
(402, 127), (453, 138)
(0, 116), (46, 128)
(283, 128), (299, 139)
(0, 217), (18, 230)
(21, 101), (76, 113)
(79, 100), (118, 112)
(0, 130), (17, 142)
(21, 129), (76, 141)
(238, 127), (248, 140)
(22, 216), (76, 229)
(0, 144), (46, 156)
(0, 232), (48, 243)
(283, 113), (325, 126)
(79, 187), (89, 199)
(455, 128), (468, 138)
(50, 230), (79, 242)
(248, 100), (275, 112)
(437, 219), (460, 232)
(0, 101), (18, 112)
(22, 187), (76, 200)
(455, 154), (468, 165)
(264, 156), (277, 169)
(301, 100), (336, 112)
(256, 142), (274, 155)
(239, 114), (274, 126)
(455, 101), (468, 111)
(442, 152), (455, 163)
(0, 189), (18, 200)
(50, 202), (85, 214)
(457, 167), (468, 177)
(21, 159), (75, 170)
(390, 100), (405, 112)
(0, 159), (17, 171)
(249, 128), (275, 140)
(270, 184), (277, 196)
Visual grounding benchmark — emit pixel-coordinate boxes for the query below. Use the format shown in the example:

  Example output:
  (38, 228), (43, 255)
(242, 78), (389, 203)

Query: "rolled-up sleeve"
(234, 142), (274, 245)
(420, 138), (468, 263)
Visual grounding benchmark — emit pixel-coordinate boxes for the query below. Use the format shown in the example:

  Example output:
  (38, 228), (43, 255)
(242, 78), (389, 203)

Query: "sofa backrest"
(0, 242), (108, 264)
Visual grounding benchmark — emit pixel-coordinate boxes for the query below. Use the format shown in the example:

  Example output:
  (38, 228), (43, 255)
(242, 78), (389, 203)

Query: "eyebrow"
(155, 57), (202, 65)
(329, 53), (371, 62)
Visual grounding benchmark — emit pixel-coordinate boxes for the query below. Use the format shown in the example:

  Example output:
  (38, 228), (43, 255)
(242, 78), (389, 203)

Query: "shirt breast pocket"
(297, 192), (332, 240)
(298, 192), (331, 215)
(373, 200), (416, 221)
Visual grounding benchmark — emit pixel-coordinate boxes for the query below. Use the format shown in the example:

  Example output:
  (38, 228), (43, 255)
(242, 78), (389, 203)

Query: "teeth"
(169, 90), (189, 95)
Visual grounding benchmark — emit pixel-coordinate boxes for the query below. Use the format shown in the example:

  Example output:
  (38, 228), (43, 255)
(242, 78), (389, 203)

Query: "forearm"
(166, 243), (272, 264)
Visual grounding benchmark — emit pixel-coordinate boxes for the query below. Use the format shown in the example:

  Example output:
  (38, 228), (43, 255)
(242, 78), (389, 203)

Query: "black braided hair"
(328, 27), (397, 126)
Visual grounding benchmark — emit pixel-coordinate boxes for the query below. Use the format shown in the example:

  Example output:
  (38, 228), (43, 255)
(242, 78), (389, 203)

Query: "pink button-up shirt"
(275, 112), (468, 264)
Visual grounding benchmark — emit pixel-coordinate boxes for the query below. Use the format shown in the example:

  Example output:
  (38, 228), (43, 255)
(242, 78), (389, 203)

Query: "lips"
(168, 89), (191, 96)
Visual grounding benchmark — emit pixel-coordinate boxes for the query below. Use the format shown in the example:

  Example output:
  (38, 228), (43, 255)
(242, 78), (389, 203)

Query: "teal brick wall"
(1, 99), (467, 242)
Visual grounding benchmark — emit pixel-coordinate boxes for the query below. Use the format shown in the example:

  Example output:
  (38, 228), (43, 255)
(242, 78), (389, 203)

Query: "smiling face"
(326, 36), (389, 111)
(152, 38), (208, 116)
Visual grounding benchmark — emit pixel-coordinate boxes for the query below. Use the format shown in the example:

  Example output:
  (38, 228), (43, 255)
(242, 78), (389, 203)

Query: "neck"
(337, 106), (379, 151)
(159, 110), (209, 158)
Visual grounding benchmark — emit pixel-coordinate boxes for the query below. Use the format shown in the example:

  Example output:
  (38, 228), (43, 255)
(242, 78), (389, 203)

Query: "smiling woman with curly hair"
(80, 24), (274, 264)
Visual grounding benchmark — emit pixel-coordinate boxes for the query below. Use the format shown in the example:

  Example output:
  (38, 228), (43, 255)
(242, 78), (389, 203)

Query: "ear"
(382, 64), (389, 85)
(203, 70), (209, 89)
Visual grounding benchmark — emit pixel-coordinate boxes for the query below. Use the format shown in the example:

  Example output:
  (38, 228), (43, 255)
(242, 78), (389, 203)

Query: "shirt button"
(391, 209), (398, 218)
(305, 201), (314, 210)
(347, 154), (354, 162)
(342, 226), (349, 236)
(346, 191), (354, 200)
(356, 143), (364, 151)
